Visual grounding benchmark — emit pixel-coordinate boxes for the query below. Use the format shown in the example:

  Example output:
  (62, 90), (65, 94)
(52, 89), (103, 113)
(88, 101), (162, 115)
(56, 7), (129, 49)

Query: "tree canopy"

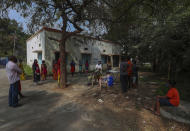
(0, 18), (29, 58)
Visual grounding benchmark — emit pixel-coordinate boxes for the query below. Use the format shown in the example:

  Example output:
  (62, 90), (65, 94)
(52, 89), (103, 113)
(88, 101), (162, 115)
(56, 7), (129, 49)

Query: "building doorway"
(82, 54), (91, 64)
(113, 55), (120, 67)
(38, 52), (42, 65)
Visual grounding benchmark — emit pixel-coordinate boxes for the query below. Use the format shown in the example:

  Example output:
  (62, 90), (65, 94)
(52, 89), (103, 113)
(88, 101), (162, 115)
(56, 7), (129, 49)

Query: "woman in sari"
(41, 60), (47, 80)
(52, 60), (58, 80)
(70, 60), (75, 77)
(32, 59), (40, 84)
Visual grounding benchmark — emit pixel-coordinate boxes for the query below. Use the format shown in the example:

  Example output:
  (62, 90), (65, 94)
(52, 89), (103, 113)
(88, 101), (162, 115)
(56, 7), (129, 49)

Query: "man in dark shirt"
(120, 57), (128, 93)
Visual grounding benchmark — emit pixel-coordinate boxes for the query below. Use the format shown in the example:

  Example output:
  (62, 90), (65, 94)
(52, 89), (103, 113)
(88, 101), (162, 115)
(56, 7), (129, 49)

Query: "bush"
(23, 64), (33, 76)
(156, 85), (169, 96)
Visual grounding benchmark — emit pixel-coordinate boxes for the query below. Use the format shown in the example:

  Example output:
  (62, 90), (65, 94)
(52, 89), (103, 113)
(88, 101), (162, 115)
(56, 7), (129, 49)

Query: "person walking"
(32, 59), (40, 84)
(120, 57), (128, 93)
(6, 56), (22, 107)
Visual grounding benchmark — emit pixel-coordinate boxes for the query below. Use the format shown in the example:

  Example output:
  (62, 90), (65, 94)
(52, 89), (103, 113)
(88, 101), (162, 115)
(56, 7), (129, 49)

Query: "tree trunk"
(59, 11), (68, 88)
(59, 36), (66, 88)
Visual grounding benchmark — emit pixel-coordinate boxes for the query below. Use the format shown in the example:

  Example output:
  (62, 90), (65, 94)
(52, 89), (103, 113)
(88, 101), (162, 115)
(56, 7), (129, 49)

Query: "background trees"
(0, 18), (29, 59)
(103, 0), (190, 80)
(1, 0), (112, 88)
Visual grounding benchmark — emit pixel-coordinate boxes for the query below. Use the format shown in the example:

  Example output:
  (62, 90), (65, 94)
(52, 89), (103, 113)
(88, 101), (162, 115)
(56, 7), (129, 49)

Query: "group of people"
(120, 57), (138, 93)
(32, 59), (47, 84)
(52, 59), (90, 81)
(5, 56), (180, 113)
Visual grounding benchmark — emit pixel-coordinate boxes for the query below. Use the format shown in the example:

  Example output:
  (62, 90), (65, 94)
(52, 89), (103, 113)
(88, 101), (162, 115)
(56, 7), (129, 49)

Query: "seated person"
(99, 72), (114, 89)
(151, 80), (180, 116)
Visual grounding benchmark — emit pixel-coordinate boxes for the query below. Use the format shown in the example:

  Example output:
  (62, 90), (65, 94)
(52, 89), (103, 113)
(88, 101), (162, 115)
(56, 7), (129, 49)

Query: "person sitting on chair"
(99, 72), (114, 90)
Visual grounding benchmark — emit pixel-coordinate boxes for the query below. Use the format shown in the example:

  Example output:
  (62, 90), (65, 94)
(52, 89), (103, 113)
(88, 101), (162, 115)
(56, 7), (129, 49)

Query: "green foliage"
(23, 64), (33, 76)
(0, 18), (30, 58)
(156, 86), (169, 96)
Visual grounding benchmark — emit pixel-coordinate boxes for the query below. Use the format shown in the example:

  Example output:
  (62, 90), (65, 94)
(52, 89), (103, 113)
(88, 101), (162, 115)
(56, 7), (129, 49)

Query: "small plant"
(23, 64), (33, 76)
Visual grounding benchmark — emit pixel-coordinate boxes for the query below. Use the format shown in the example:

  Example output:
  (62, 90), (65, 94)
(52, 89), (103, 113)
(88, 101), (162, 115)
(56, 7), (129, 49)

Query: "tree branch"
(48, 37), (61, 43)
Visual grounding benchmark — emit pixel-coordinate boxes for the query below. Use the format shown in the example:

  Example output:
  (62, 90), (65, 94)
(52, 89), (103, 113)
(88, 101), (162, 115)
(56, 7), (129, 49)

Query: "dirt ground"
(0, 69), (189, 131)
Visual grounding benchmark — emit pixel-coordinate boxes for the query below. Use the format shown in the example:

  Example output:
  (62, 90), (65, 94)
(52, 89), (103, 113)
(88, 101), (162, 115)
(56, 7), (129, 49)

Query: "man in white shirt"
(95, 61), (102, 71)
(6, 56), (22, 107)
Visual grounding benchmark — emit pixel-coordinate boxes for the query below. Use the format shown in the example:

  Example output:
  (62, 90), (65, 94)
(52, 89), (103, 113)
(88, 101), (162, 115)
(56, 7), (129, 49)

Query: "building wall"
(27, 29), (121, 73)
(26, 31), (45, 66)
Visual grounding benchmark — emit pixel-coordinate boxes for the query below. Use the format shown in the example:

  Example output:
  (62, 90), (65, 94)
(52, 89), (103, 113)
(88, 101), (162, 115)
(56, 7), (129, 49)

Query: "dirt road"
(0, 69), (189, 131)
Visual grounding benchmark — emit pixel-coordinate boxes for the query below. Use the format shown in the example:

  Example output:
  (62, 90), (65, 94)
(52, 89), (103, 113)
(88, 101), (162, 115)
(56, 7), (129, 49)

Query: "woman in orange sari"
(52, 60), (58, 80)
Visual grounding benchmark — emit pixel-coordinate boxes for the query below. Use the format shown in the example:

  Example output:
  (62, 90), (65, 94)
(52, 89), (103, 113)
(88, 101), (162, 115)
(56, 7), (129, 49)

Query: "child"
(41, 60), (47, 80)
(18, 59), (25, 80)
(18, 59), (25, 98)
(99, 72), (114, 90)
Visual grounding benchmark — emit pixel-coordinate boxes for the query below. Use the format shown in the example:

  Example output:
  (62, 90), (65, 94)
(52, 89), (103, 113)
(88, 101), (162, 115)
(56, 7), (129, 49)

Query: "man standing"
(95, 60), (102, 72)
(120, 57), (128, 93)
(127, 57), (133, 89)
(6, 56), (22, 107)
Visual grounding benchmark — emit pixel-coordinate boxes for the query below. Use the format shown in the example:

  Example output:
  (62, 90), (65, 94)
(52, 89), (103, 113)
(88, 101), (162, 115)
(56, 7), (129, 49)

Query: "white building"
(26, 27), (121, 72)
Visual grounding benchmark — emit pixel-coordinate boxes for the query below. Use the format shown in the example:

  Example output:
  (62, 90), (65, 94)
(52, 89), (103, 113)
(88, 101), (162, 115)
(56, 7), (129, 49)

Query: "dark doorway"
(113, 55), (120, 67)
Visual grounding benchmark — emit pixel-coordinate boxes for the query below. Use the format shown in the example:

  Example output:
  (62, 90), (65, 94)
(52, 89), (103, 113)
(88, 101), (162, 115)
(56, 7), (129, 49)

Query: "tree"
(0, 18), (29, 58)
(103, 0), (190, 80)
(1, 0), (111, 88)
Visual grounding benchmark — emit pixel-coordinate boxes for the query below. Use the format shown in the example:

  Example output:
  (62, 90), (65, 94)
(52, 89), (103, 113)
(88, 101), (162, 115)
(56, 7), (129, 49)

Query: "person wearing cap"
(151, 80), (180, 116)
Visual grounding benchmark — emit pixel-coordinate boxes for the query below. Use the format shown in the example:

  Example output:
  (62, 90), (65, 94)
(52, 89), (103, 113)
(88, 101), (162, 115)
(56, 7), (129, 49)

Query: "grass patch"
(23, 64), (33, 76)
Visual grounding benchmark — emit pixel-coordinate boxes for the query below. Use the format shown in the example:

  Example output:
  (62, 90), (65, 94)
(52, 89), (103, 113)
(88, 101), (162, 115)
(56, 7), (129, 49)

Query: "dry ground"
(0, 69), (189, 131)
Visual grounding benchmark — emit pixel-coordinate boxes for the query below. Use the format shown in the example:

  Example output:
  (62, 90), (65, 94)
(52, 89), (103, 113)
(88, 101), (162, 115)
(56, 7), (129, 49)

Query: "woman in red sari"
(70, 60), (75, 77)
(57, 58), (61, 85)
(52, 60), (58, 80)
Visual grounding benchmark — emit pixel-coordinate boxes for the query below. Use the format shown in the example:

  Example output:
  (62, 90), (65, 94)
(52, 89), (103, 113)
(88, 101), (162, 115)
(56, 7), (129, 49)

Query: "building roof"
(26, 27), (120, 45)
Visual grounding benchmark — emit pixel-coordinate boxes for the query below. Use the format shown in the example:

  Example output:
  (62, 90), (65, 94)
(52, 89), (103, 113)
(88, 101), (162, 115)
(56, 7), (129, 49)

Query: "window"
(113, 55), (120, 67)
(84, 48), (88, 51)
(39, 44), (41, 47)
(101, 55), (108, 64)
(32, 47), (33, 49)
(82, 54), (91, 64)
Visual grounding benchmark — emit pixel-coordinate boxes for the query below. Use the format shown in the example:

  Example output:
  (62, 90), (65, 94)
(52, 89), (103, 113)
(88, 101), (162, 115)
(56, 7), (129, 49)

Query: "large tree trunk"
(59, 12), (68, 88)
(59, 37), (67, 88)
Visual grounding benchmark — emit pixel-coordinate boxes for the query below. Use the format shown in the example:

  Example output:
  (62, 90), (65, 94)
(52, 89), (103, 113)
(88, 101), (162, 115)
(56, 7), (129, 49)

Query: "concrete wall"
(26, 31), (45, 66)
(27, 29), (121, 73)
